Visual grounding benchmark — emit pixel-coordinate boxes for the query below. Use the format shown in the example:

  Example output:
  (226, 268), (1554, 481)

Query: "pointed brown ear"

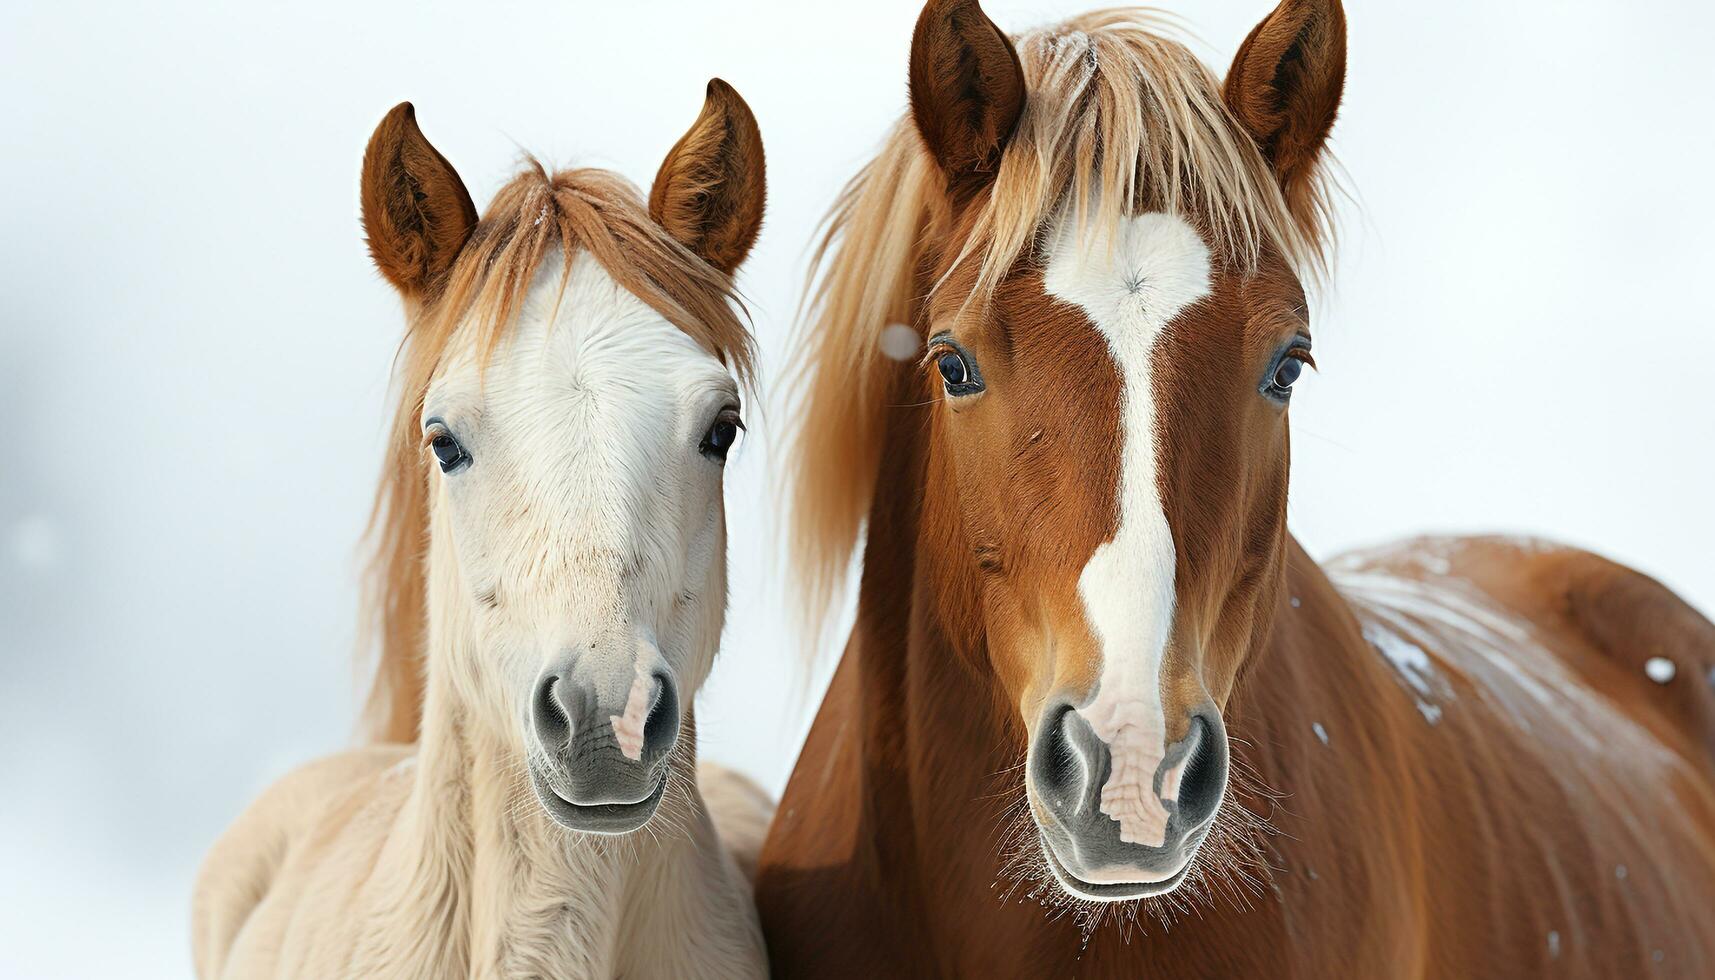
(649, 79), (767, 276)
(1224, 0), (1346, 209)
(908, 0), (1025, 196)
(360, 103), (477, 297)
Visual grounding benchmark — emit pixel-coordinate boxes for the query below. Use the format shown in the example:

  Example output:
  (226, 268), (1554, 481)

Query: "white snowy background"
(2, 0), (1711, 975)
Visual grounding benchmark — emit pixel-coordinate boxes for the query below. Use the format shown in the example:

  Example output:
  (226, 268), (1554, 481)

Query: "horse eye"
(932, 343), (984, 396)
(700, 413), (742, 462)
(430, 431), (468, 472)
(1264, 340), (1313, 401)
(937, 351), (968, 386)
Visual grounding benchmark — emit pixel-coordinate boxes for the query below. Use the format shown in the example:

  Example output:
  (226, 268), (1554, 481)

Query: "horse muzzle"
(525, 664), (680, 834)
(1028, 702), (1229, 900)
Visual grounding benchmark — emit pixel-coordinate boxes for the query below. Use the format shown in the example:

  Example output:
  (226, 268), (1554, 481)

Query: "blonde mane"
(785, 9), (1336, 635)
(361, 161), (756, 742)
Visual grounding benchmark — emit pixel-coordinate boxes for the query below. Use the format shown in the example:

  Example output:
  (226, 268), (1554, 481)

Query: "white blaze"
(1043, 210), (1211, 847)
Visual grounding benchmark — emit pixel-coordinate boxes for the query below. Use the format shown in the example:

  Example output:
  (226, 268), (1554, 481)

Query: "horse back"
(1324, 535), (1715, 976)
(191, 746), (410, 978)
(1335, 535), (1715, 770)
(1516, 539), (1715, 764)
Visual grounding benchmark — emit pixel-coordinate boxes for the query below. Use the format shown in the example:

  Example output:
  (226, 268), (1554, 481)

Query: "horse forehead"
(1040, 210), (1214, 353)
(511, 255), (719, 389)
(458, 258), (729, 513)
(467, 261), (727, 431)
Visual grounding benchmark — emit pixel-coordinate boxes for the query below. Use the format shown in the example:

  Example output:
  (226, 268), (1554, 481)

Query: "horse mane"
(361, 160), (756, 742)
(785, 8), (1337, 639)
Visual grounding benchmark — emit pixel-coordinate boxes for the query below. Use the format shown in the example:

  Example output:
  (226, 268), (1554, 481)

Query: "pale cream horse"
(192, 81), (773, 978)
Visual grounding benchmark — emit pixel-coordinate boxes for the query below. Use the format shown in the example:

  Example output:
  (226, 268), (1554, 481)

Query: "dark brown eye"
(429, 430), (469, 472)
(1263, 339), (1313, 401)
(700, 411), (743, 462)
(930, 340), (984, 396)
(937, 351), (968, 386)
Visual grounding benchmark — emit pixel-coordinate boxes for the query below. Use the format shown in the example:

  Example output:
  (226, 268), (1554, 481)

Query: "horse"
(192, 81), (773, 978)
(754, 1), (1715, 975)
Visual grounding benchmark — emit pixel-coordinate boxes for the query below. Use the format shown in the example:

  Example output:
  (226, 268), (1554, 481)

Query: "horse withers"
(193, 82), (771, 978)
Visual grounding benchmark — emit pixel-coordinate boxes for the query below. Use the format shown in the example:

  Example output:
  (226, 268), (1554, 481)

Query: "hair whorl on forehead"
(785, 9), (1337, 644)
(361, 161), (756, 742)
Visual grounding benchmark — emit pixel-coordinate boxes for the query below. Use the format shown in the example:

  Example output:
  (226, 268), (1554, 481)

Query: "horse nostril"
(1030, 705), (1103, 811)
(1169, 713), (1229, 828)
(641, 672), (680, 760)
(531, 674), (573, 749)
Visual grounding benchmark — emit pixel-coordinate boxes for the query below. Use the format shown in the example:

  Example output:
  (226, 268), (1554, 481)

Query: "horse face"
(422, 255), (741, 832)
(905, 0), (1343, 900)
(364, 82), (764, 835)
(924, 223), (1307, 896)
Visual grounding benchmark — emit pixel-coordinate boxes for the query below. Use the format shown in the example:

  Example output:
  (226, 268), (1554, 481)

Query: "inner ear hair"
(648, 78), (767, 276)
(360, 102), (478, 297)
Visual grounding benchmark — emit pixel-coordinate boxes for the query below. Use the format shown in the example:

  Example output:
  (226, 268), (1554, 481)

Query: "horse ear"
(649, 79), (767, 276)
(1224, 0), (1346, 211)
(908, 0), (1025, 195)
(360, 103), (477, 297)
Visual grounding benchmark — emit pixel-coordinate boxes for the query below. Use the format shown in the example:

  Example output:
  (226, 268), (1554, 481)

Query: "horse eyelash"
(919, 338), (962, 374)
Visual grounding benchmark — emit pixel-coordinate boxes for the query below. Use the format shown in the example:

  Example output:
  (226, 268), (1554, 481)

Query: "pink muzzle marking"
(1158, 751), (1190, 804)
(610, 672), (652, 761)
(1097, 723), (1175, 847)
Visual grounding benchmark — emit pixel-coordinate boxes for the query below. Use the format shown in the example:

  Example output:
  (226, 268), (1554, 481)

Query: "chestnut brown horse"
(755, 1), (1715, 975)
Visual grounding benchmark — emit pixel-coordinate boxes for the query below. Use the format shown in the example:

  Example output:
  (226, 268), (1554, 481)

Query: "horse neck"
(374, 518), (663, 973)
(849, 398), (1026, 876)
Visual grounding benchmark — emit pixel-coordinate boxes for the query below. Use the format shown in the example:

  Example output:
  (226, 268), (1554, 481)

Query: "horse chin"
(1038, 832), (1200, 902)
(527, 763), (668, 835)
